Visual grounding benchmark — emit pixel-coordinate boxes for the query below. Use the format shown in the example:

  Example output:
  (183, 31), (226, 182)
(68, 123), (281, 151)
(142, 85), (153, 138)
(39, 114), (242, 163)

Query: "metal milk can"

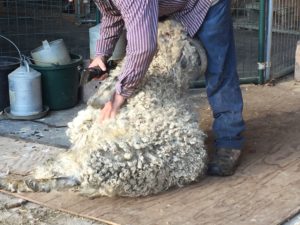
(8, 61), (43, 116)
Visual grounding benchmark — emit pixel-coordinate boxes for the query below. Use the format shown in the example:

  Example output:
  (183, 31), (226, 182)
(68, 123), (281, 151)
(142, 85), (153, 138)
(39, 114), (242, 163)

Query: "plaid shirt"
(94, 0), (212, 97)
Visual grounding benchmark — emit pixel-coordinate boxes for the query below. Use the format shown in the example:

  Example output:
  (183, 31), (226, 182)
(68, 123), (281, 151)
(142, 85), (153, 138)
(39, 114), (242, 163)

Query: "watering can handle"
(0, 34), (22, 60)
(22, 59), (31, 72)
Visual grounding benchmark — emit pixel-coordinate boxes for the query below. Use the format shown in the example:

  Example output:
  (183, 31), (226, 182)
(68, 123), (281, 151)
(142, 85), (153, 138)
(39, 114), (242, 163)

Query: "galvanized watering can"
(8, 60), (43, 116)
(0, 34), (44, 118)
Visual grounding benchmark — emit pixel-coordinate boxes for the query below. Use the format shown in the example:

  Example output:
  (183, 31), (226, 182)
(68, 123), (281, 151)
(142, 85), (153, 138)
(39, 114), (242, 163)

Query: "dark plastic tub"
(30, 54), (82, 110)
(0, 56), (20, 111)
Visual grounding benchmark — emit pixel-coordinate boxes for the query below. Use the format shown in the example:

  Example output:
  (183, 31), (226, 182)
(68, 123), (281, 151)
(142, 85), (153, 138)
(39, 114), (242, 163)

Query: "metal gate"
(190, 0), (264, 87)
(266, 0), (300, 81)
(232, 0), (262, 84)
(193, 0), (300, 87)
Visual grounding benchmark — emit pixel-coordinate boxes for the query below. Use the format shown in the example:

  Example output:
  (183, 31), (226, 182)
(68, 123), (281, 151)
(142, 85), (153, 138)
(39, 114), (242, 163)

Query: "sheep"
(0, 20), (207, 197)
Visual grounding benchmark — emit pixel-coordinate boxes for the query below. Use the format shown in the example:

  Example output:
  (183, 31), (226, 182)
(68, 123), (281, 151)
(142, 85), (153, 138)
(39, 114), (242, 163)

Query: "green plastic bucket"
(30, 54), (82, 110)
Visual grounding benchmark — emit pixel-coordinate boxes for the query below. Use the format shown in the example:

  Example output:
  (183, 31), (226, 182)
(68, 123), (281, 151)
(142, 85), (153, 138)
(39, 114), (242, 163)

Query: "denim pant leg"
(196, 0), (245, 149)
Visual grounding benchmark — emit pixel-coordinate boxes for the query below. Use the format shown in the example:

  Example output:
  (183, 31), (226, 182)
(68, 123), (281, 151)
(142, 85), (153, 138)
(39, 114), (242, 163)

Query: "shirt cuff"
(115, 82), (135, 98)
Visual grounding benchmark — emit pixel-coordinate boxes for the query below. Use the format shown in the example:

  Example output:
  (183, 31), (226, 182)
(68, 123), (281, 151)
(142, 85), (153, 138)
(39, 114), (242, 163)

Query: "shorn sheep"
(0, 20), (208, 197)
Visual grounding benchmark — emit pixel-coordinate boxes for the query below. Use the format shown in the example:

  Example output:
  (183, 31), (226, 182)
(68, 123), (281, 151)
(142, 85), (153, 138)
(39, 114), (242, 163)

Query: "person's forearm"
(114, 0), (159, 98)
(94, 1), (124, 57)
(116, 47), (156, 97)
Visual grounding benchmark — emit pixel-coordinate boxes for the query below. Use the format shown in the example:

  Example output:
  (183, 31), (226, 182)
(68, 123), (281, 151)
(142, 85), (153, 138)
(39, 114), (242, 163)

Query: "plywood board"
(1, 125), (300, 225)
(1, 82), (300, 225)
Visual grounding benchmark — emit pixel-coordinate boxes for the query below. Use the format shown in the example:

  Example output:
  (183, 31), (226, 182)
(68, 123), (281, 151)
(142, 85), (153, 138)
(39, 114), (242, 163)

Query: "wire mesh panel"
(270, 0), (300, 79)
(231, 0), (261, 81)
(2, 1), (298, 83)
(1, 1), (261, 81)
(0, 0), (96, 59)
(74, 0), (98, 24)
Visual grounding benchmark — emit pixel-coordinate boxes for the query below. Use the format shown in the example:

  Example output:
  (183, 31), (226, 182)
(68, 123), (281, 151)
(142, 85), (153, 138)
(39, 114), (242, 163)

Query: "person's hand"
(89, 56), (109, 81)
(99, 92), (126, 123)
(89, 56), (107, 71)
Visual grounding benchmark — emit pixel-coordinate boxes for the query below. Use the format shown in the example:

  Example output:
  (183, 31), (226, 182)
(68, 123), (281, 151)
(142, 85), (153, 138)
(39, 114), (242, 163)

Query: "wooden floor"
(1, 121), (300, 225)
(1, 82), (300, 225)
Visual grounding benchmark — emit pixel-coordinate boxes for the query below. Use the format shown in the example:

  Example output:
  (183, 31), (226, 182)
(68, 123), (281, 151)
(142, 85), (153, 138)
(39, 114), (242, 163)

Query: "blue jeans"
(196, 0), (245, 149)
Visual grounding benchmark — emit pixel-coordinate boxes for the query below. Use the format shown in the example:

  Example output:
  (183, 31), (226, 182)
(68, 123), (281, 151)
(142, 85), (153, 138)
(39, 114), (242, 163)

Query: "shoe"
(207, 148), (242, 176)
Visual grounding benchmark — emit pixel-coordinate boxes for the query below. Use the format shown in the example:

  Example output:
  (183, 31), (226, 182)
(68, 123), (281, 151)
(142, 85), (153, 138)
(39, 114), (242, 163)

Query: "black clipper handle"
(86, 67), (107, 81)
(87, 60), (117, 80)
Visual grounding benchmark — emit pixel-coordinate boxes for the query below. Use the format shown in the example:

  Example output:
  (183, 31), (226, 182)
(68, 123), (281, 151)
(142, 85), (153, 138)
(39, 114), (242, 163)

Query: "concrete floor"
(0, 104), (85, 148)
(0, 192), (104, 225)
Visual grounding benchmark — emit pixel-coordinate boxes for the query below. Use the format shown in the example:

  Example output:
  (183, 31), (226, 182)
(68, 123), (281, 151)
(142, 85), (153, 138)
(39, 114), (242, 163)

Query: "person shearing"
(90, 0), (245, 176)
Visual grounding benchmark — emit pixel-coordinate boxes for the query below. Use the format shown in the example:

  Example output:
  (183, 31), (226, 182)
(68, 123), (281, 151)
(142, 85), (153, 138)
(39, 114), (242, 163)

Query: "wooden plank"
(0, 190), (120, 225)
(1, 120), (300, 225)
(2, 142), (300, 225)
(1, 84), (300, 225)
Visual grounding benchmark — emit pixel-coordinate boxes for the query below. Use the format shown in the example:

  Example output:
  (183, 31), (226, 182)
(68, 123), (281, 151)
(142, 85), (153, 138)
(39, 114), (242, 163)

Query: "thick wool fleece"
(1, 20), (207, 197)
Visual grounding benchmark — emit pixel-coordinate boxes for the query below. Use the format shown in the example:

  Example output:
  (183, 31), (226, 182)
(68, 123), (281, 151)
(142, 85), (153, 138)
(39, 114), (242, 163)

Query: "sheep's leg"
(0, 177), (80, 193)
(0, 177), (33, 192)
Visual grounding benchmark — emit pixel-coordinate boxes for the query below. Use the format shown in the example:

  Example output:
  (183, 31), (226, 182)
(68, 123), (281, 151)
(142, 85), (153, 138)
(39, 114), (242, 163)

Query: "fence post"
(258, 0), (266, 84)
(265, 0), (274, 82)
(96, 9), (101, 24)
(295, 41), (300, 82)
